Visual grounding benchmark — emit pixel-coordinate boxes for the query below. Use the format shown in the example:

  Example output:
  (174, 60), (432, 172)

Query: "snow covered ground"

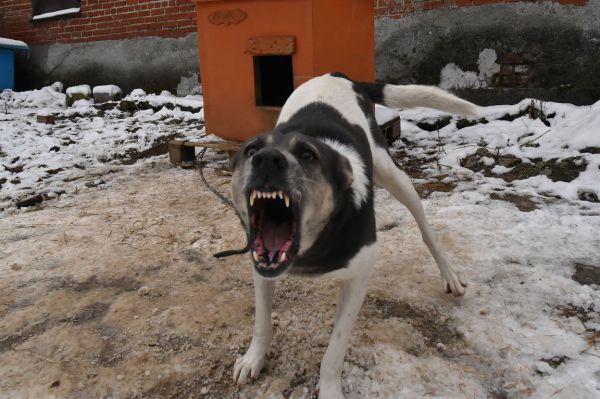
(0, 85), (599, 398)
(0, 85), (204, 211)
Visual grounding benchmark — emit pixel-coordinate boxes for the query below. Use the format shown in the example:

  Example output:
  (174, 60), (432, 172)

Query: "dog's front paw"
(318, 381), (345, 399)
(233, 350), (267, 385)
(443, 270), (467, 297)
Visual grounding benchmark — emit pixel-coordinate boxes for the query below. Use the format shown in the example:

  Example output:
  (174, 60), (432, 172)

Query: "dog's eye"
(300, 151), (315, 162)
(246, 147), (257, 157)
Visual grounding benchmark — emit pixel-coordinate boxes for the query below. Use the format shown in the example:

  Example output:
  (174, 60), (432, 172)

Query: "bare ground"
(0, 161), (490, 399)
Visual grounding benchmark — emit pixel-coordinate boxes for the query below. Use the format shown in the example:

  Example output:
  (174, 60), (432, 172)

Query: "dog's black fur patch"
(275, 102), (377, 275)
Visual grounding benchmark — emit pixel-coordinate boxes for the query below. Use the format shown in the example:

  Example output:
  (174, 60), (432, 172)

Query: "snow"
(375, 104), (399, 125)
(130, 88), (147, 98)
(1, 83), (600, 398)
(65, 85), (91, 96)
(440, 48), (501, 90)
(177, 73), (202, 96)
(32, 7), (80, 21)
(396, 98), (600, 202)
(122, 92), (204, 110)
(92, 85), (122, 96)
(1, 83), (204, 210)
(0, 37), (29, 50)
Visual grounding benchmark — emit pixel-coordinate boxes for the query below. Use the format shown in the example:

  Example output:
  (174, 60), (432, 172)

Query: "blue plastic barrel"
(0, 38), (29, 90)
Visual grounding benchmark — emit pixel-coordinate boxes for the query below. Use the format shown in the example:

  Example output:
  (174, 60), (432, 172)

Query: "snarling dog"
(229, 73), (478, 398)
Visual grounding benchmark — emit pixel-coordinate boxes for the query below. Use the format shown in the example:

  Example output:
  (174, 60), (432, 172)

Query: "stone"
(496, 155), (521, 168)
(572, 263), (600, 286)
(535, 361), (553, 374)
(36, 114), (55, 124)
(66, 85), (92, 106)
(578, 189), (599, 203)
(93, 85), (123, 103)
(16, 194), (43, 208)
(137, 286), (150, 296)
(567, 317), (586, 335)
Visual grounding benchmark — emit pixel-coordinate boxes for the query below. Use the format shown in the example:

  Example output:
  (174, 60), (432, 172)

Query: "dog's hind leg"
(233, 271), (275, 385)
(319, 244), (377, 399)
(373, 148), (467, 296)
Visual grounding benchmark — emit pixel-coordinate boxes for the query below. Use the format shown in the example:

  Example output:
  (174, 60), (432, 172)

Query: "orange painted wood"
(195, 0), (375, 141)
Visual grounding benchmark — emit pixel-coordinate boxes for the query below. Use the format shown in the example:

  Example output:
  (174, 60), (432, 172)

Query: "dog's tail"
(356, 81), (481, 118)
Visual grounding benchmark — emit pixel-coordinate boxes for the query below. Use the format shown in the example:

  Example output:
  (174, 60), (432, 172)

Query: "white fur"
(233, 271), (275, 385)
(320, 138), (369, 209)
(382, 84), (482, 117)
(319, 242), (377, 398)
(277, 75), (377, 149)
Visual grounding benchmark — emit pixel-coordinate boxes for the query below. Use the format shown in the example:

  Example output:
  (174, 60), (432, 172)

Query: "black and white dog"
(229, 73), (478, 398)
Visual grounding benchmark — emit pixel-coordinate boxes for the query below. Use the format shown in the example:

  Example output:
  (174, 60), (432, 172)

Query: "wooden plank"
(247, 36), (295, 56)
(179, 140), (242, 152)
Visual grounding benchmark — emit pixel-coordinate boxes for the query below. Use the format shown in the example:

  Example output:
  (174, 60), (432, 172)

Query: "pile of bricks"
(495, 52), (535, 88)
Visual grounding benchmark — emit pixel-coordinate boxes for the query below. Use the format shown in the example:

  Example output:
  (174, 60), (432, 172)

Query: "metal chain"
(196, 148), (250, 258)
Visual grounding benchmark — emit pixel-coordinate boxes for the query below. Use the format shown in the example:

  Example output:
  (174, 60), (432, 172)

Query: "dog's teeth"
(284, 193), (290, 207)
(252, 251), (260, 262)
(279, 252), (286, 263)
(278, 191), (283, 200)
(250, 190), (256, 206)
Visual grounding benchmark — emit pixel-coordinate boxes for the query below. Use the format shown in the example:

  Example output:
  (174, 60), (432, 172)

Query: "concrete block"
(65, 85), (92, 106)
(93, 85), (123, 103)
(36, 114), (55, 124)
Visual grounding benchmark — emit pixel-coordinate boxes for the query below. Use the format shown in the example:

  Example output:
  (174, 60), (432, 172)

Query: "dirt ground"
(0, 160), (491, 399)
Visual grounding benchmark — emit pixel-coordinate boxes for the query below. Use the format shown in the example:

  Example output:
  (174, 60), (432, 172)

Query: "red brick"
(454, 0), (474, 6)
(558, 0), (588, 5)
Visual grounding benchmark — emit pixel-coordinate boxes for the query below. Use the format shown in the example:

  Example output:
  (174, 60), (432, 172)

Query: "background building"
(1, 0), (599, 104)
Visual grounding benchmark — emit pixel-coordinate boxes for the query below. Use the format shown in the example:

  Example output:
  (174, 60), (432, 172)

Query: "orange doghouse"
(195, 0), (375, 141)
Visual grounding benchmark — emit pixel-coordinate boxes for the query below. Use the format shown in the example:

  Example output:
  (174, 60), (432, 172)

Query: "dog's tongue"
(263, 220), (292, 253)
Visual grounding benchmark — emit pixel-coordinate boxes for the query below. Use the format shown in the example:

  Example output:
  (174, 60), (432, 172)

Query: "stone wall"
(375, 1), (600, 104)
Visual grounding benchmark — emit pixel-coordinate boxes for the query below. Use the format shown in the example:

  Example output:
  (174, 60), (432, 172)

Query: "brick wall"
(0, 0), (197, 44)
(1, 1), (591, 45)
(375, 0), (589, 18)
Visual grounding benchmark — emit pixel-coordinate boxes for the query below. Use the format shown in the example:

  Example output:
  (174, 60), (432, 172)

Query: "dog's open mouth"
(248, 188), (300, 277)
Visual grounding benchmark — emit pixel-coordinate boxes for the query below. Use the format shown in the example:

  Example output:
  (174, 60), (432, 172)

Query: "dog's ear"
(335, 154), (354, 190)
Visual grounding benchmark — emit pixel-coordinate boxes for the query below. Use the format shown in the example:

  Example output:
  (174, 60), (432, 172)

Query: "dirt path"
(0, 161), (489, 399)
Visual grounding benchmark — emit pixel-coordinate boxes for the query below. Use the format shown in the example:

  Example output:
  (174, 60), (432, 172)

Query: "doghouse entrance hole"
(253, 55), (294, 107)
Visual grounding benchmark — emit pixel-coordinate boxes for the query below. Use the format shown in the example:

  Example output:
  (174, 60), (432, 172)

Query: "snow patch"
(130, 88), (147, 98)
(32, 7), (80, 21)
(93, 85), (122, 96)
(0, 37), (29, 50)
(176, 73), (202, 97)
(66, 85), (91, 96)
(440, 48), (501, 90)
(375, 104), (399, 125)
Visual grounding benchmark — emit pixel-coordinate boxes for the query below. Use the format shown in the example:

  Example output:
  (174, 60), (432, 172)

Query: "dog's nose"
(251, 148), (288, 172)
